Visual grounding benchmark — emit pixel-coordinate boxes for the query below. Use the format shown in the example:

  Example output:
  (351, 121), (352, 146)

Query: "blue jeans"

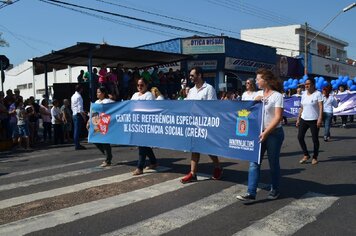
(247, 127), (284, 196)
(323, 112), (332, 138)
(137, 146), (157, 170)
(73, 114), (83, 148)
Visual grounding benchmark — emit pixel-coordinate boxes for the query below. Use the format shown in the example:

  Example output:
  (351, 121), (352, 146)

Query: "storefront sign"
(311, 55), (356, 78)
(225, 57), (275, 72)
(187, 60), (217, 70)
(182, 38), (225, 54)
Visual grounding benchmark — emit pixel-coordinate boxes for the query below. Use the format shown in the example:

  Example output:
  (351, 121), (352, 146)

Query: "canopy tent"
(29, 42), (190, 99)
(30, 42), (190, 75)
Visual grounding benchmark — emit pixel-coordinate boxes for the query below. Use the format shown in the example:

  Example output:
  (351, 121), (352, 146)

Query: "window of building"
(317, 43), (330, 57)
(17, 84), (27, 90)
(28, 83), (33, 89)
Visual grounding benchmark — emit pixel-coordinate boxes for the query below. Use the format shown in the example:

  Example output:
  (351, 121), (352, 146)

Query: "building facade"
(241, 24), (356, 79)
(138, 36), (277, 93)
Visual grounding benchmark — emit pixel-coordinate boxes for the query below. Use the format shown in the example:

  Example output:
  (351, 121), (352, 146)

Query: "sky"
(1, 0), (356, 66)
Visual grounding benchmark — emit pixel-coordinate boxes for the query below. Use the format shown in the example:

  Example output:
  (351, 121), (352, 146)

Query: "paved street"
(0, 122), (355, 236)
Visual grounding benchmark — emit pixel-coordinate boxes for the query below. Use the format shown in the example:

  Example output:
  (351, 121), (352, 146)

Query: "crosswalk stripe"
(101, 182), (268, 236)
(0, 151), (62, 163)
(233, 192), (339, 236)
(102, 184), (244, 236)
(0, 166), (170, 209)
(0, 158), (106, 179)
(0, 167), (107, 191)
(0, 175), (209, 236)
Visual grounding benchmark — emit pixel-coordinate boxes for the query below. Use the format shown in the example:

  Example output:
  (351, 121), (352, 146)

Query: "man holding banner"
(180, 67), (223, 184)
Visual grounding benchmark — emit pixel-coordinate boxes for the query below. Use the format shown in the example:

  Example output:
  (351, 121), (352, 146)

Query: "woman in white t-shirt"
(322, 86), (339, 142)
(131, 78), (158, 175)
(296, 78), (323, 165)
(237, 68), (284, 201)
(241, 78), (257, 101)
(87, 86), (115, 167)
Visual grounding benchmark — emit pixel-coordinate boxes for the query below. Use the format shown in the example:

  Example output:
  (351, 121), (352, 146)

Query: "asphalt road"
(0, 121), (355, 236)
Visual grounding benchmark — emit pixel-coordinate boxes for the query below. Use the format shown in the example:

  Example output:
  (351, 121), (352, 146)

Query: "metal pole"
(44, 63), (49, 99)
(0, 60), (3, 92)
(304, 22), (308, 76)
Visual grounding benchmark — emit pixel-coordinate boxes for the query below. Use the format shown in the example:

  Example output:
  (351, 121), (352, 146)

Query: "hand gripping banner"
(88, 100), (263, 163)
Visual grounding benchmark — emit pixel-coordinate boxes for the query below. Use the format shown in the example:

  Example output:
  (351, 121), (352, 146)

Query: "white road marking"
(233, 192), (339, 236)
(0, 166), (170, 209)
(0, 158), (106, 179)
(102, 184), (245, 236)
(0, 175), (208, 236)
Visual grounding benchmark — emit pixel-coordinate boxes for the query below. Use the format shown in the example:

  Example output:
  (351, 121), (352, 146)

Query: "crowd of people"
(1, 65), (355, 201)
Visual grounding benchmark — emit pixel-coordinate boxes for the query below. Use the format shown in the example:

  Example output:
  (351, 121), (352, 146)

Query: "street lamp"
(304, 2), (356, 75)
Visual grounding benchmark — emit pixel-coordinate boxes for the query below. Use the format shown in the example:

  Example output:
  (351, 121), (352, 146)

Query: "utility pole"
(304, 22), (308, 76)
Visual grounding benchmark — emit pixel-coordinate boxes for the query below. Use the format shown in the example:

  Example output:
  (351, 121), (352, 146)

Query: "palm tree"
(0, 33), (9, 47)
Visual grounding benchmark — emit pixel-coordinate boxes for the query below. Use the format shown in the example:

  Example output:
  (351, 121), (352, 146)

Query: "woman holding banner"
(87, 86), (115, 167)
(237, 68), (284, 201)
(131, 78), (158, 175)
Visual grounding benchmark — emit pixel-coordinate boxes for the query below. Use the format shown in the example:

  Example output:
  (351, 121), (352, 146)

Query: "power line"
(96, 0), (241, 36)
(41, 0), (183, 38)
(39, 0), (215, 36)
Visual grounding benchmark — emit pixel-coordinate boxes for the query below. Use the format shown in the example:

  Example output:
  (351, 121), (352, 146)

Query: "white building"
(3, 61), (86, 100)
(241, 24), (356, 78)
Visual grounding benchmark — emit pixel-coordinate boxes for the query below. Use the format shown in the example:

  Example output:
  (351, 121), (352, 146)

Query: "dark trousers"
(297, 119), (319, 158)
(137, 146), (157, 170)
(53, 124), (64, 145)
(73, 114), (83, 148)
(95, 143), (112, 163)
(43, 122), (52, 142)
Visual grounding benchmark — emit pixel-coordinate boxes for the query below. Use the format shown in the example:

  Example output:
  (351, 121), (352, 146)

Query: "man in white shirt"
(71, 85), (86, 150)
(181, 67), (223, 184)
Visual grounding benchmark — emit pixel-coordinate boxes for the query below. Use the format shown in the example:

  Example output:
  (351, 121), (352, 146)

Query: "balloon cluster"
(284, 75), (356, 92)
(330, 75), (356, 91)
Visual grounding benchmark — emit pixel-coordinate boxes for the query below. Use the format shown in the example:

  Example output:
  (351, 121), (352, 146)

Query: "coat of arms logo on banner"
(236, 109), (251, 136)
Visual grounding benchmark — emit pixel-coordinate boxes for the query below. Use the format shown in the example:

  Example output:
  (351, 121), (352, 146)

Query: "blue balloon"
(347, 79), (353, 87)
(303, 75), (308, 80)
(354, 77), (356, 84)
(319, 77), (325, 82)
(323, 81), (328, 87)
(283, 81), (288, 86)
(299, 79), (304, 84)
(288, 78), (293, 84)
(338, 75), (343, 80)
(332, 84), (338, 90)
(342, 78), (348, 84)
(350, 85), (356, 91)
(330, 80), (335, 84)
(344, 76), (350, 80)
(293, 79), (298, 84)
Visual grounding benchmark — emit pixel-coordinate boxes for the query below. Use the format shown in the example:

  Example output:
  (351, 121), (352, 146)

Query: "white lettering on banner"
(290, 108), (300, 114)
(116, 114), (131, 122)
(118, 113), (221, 140)
(229, 139), (255, 151)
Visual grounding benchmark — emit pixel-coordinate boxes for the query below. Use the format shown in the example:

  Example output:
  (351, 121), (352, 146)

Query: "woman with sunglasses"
(131, 78), (158, 175)
(296, 78), (323, 165)
(242, 78), (257, 101)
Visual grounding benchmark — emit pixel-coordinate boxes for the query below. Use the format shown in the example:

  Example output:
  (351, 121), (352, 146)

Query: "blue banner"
(283, 93), (356, 117)
(88, 100), (263, 163)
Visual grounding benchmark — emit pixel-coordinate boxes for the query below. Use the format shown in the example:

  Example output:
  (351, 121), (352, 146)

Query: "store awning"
(30, 42), (190, 75)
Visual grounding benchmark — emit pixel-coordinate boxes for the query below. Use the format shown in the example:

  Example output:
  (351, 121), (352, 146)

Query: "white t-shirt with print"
(131, 91), (155, 100)
(261, 91), (284, 130)
(301, 90), (323, 120)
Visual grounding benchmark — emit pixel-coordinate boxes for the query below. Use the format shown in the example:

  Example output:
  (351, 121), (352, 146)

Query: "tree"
(0, 33), (9, 47)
